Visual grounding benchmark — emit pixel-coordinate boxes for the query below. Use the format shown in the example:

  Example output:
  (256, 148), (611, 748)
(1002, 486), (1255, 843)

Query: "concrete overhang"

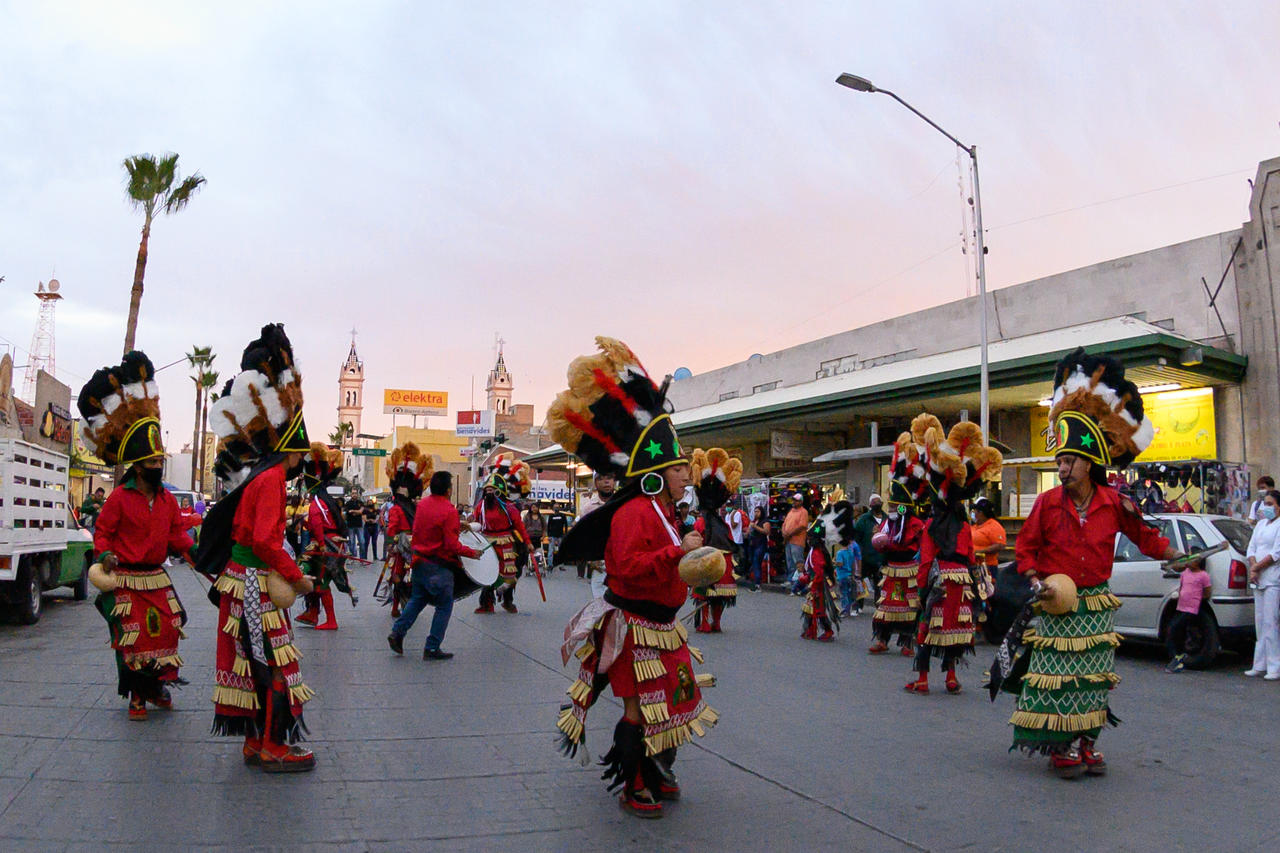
(672, 316), (1246, 440)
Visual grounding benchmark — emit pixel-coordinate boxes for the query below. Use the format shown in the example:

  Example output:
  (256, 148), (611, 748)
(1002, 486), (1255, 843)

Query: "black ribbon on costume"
(603, 590), (680, 624)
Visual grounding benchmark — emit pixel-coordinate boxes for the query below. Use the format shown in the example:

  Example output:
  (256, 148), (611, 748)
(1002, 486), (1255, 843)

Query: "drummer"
(387, 470), (480, 661)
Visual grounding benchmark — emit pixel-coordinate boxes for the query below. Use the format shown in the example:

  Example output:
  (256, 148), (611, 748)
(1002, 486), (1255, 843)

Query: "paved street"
(2, 563), (1278, 852)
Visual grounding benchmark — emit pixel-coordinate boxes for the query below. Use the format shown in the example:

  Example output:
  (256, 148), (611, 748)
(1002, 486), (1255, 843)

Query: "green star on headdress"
(1080, 433), (1094, 448)
(644, 439), (664, 459)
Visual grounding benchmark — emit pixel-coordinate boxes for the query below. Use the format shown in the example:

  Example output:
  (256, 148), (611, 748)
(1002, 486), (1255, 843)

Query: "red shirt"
(1016, 484), (1170, 588)
(412, 494), (480, 566)
(474, 494), (531, 545)
(94, 483), (195, 566)
(306, 493), (343, 543)
(605, 495), (688, 609)
(874, 515), (924, 561)
(385, 502), (412, 539)
(230, 463), (304, 583)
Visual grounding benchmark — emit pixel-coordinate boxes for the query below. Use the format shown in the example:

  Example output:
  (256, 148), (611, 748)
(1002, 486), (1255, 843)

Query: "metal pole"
(970, 145), (990, 444)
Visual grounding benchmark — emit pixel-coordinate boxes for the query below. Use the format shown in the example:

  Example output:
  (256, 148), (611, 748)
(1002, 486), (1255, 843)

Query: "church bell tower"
(337, 330), (364, 446)
(485, 336), (513, 416)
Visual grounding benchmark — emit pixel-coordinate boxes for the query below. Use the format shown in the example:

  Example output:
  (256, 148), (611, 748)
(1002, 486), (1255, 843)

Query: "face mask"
(285, 459), (305, 480)
(1261, 506), (1277, 521)
(138, 466), (163, 489)
(887, 510), (900, 520)
(871, 505), (883, 516)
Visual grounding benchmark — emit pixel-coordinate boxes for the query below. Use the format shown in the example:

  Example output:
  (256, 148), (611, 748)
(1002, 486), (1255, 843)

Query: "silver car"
(1110, 513), (1255, 667)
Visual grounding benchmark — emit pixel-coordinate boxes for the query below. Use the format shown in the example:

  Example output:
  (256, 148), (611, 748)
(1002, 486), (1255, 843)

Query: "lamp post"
(836, 73), (991, 443)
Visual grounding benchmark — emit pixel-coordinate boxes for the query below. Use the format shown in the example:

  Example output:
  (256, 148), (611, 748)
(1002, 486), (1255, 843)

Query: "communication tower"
(22, 279), (62, 403)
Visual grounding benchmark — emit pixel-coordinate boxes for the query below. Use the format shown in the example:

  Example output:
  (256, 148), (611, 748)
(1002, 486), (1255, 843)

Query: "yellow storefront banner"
(1031, 387), (1216, 462)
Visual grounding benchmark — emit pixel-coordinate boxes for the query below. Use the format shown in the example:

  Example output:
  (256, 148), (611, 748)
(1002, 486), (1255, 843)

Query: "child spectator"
(1166, 557), (1212, 673)
(835, 536), (862, 617)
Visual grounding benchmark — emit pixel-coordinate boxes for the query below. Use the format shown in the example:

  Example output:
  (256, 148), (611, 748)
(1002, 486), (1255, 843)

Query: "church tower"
(337, 330), (364, 446)
(485, 337), (513, 415)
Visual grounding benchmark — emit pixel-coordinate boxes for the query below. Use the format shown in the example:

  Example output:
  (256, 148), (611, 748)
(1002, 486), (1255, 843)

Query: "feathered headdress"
(302, 441), (342, 490)
(886, 415), (933, 511)
(920, 417), (1003, 505)
(546, 336), (684, 480)
(209, 324), (310, 484)
(505, 457), (533, 498)
(76, 351), (164, 466)
(1048, 347), (1153, 469)
(689, 447), (742, 512)
(386, 441), (433, 497)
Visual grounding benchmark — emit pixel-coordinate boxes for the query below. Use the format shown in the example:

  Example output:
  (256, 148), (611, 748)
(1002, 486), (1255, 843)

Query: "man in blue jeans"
(387, 471), (480, 660)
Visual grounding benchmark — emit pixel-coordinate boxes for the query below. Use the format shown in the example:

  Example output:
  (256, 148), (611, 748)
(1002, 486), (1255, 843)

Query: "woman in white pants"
(1245, 490), (1280, 679)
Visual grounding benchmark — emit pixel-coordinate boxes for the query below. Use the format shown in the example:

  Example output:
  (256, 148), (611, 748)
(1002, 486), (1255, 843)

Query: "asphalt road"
(2, 562), (1277, 852)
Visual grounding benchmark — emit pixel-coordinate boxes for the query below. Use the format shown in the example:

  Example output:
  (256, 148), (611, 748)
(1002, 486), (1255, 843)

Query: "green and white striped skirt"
(1010, 583), (1123, 754)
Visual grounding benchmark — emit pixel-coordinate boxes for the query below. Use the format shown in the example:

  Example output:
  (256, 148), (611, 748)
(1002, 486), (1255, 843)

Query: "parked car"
(1110, 513), (1254, 668)
(984, 512), (1253, 669)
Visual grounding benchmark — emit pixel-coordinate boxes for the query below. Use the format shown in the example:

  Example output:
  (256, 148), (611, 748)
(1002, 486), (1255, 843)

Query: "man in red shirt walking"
(78, 351), (195, 721)
(387, 470), (480, 660)
(1009, 348), (1179, 779)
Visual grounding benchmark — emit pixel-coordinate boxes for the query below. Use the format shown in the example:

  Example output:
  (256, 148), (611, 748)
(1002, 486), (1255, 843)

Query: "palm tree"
(328, 422), (354, 446)
(122, 153), (206, 354)
(186, 345), (213, 488)
(198, 370), (219, 494)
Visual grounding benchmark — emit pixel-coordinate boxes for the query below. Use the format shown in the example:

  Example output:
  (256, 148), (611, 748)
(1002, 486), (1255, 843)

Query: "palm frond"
(164, 174), (206, 214)
(122, 153), (159, 208)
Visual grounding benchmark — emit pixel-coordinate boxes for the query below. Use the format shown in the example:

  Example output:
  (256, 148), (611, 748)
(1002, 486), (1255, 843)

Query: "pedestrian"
(344, 491), (365, 559)
(1007, 347), (1179, 780)
(77, 351), (194, 722)
(725, 500), (746, 567)
(79, 487), (106, 531)
(835, 532), (862, 617)
(1248, 476), (1276, 525)
(522, 502), (546, 573)
(1166, 556), (1212, 673)
(388, 470), (479, 661)
(745, 506), (770, 590)
(781, 493), (809, 590)
(285, 493), (305, 554)
(970, 496), (1005, 606)
(853, 494), (886, 608)
(363, 498), (380, 560)
(546, 504), (569, 570)
(1244, 488), (1280, 679)
(198, 323), (319, 772)
(577, 472), (616, 591)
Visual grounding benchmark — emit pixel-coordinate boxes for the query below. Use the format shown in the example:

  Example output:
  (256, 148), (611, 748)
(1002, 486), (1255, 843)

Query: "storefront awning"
(673, 316), (1246, 438)
(523, 443), (570, 466)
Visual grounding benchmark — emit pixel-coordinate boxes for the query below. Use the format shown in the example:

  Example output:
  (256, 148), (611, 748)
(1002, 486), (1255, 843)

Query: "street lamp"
(836, 72), (991, 444)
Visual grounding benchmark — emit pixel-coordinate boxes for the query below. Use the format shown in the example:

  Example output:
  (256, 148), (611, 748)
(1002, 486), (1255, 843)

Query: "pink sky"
(1, 1), (1277, 451)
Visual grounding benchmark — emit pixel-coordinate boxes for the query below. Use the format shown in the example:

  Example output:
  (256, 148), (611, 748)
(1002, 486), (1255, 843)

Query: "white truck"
(0, 437), (93, 624)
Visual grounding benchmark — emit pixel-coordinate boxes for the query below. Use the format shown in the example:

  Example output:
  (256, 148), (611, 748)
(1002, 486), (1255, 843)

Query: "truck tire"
(1167, 607), (1220, 669)
(73, 553), (90, 601)
(15, 558), (42, 625)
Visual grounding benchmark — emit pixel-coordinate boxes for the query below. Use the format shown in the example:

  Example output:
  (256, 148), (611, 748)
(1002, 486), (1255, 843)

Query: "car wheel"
(1173, 609), (1221, 669)
(72, 554), (90, 601)
(15, 559), (42, 625)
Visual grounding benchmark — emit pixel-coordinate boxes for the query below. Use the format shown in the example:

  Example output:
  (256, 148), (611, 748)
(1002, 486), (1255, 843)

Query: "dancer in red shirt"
(78, 351), (194, 721)
(904, 414), (1002, 696)
(380, 442), (433, 617)
(1006, 347), (1179, 779)
(472, 457), (533, 614)
(197, 324), (319, 773)
(550, 337), (718, 820)
(295, 443), (351, 630)
(688, 448), (742, 633)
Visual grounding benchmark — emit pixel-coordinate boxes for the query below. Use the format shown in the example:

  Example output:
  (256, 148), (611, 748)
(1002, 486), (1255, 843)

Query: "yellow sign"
(1031, 388), (1216, 462)
(382, 388), (448, 417)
